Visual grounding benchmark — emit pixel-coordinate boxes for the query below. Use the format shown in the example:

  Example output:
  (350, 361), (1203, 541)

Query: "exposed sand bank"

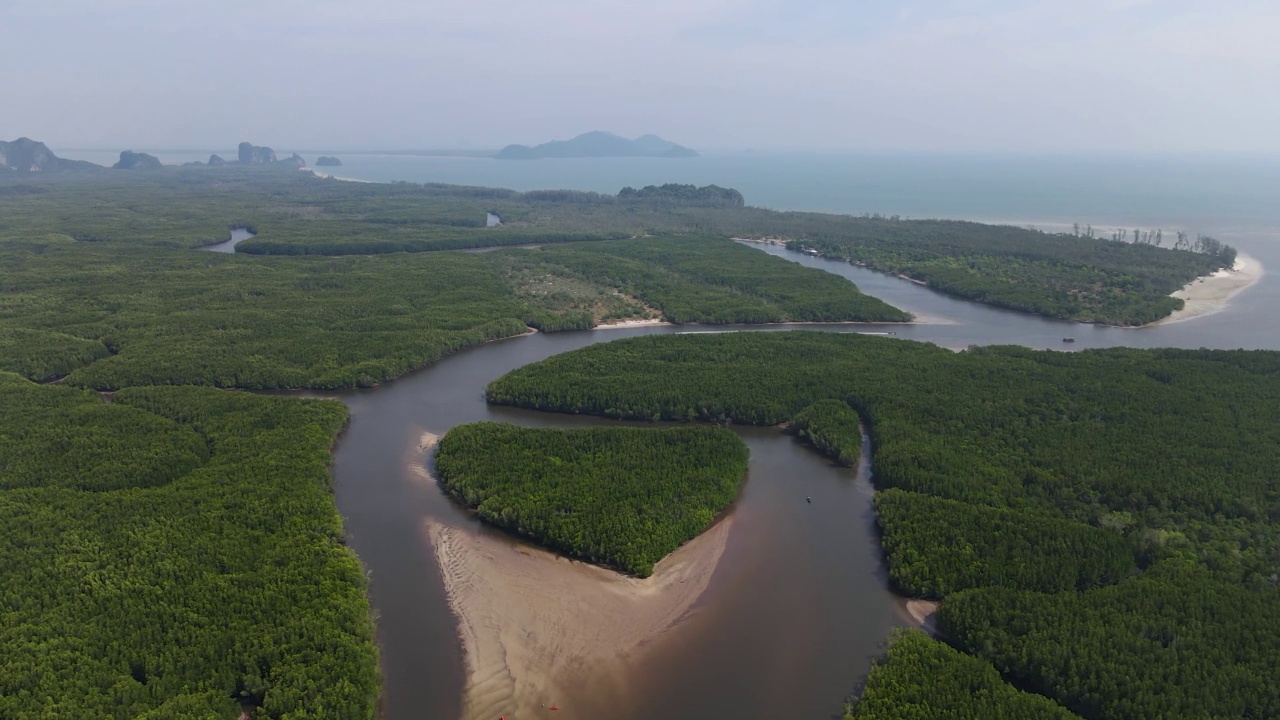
(593, 317), (672, 330)
(414, 432), (732, 720)
(1153, 253), (1263, 326)
(898, 598), (942, 636)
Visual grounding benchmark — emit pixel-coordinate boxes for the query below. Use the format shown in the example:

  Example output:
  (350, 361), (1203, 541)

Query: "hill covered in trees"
(434, 423), (748, 576)
(496, 131), (697, 159)
(485, 332), (1280, 718)
(0, 373), (377, 719)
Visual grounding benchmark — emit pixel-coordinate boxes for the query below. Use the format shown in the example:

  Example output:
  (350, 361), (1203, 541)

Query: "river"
(320, 244), (1277, 720)
(199, 227), (255, 253)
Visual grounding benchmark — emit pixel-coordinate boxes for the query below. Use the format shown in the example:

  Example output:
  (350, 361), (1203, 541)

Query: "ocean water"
(58, 149), (1280, 234)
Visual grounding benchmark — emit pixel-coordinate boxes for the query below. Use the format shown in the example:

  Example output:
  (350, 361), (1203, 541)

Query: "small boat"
(806, 496), (812, 503)
(1062, 337), (1076, 343)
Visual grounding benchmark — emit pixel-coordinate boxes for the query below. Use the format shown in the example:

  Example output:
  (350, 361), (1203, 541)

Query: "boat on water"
(1063, 337), (1076, 343)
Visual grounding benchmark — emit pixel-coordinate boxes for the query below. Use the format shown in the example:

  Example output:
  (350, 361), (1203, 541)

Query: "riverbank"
(594, 317), (671, 330)
(418, 434), (733, 720)
(1154, 253), (1263, 325)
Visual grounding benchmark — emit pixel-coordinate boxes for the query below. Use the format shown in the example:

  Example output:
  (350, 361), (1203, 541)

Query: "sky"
(2, 0), (1277, 153)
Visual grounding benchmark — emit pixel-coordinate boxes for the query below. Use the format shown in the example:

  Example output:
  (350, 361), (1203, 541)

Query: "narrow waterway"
(199, 228), (255, 253)
(322, 242), (1278, 720)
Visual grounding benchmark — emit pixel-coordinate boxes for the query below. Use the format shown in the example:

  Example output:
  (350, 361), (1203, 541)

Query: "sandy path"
(1154, 253), (1264, 325)
(415, 432), (732, 720)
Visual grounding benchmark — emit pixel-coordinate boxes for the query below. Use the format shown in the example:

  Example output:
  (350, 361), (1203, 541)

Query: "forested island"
(495, 131), (697, 159)
(486, 332), (1280, 719)
(435, 423), (748, 576)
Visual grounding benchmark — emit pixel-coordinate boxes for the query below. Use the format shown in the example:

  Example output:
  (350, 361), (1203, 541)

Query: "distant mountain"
(495, 131), (697, 160)
(113, 150), (162, 170)
(238, 141), (277, 164)
(0, 138), (99, 173)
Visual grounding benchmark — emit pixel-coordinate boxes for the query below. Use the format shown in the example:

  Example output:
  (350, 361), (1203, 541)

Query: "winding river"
(317, 243), (1276, 720)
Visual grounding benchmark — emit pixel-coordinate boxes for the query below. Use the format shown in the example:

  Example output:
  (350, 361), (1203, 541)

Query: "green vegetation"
(0, 232), (899, 389)
(875, 490), (1136, 597)
(485, 332), (1280, 718)
(0, 374), (377, 719)
(846, 629), (1082, 720)
(0, 239), (532, 389)
(434, 423), (748, 576)
(0, 164), (1228, 325)
(786, 399), (864, 466)
(791, 220), (1231, 325)
(512, 237), (910, 324)
(942, 560), (1280, 720)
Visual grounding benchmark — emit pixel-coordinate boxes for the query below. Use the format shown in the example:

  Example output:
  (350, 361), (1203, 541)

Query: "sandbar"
(416, 434), (732, 720)
(1153, 253), (1263, 326)
(899, 598), (942, 636)
(592, 317), (672, 330)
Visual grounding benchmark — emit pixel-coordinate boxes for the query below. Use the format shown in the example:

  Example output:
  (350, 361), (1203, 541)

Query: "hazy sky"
(3, 0), (1276, 153)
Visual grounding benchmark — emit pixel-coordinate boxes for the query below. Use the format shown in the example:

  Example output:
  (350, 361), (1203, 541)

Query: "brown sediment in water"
(412, 431), (733, 720)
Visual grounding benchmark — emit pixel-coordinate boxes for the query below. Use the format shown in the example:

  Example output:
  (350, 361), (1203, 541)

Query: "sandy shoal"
(592, 317), (672, 330)
(897, 599), (942, 636)
(415, 432), (731, 720)
(1153, 253), (1264, 326)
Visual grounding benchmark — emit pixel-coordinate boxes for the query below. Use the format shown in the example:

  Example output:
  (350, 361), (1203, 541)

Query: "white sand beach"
(1154, 253), (1263, 325)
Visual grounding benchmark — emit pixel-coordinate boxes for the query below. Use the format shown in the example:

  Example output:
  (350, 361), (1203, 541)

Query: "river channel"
(319, 243), (1276, 720)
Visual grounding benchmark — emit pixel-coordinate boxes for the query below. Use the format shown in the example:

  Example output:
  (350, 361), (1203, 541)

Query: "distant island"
(315, 156), (343, 167)
(0, 138), (98, 173)
(112, 150), (162, 170)
(496, 131), (697, 160)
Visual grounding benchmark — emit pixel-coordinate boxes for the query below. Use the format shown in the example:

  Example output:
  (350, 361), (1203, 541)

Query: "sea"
(57, 149), (1280, 234)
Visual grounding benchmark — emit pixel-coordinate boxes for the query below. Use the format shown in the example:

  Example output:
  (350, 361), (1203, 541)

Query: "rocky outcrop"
(0, 138), (99, 173)
(315, 156), (342, 167)
(238, 142), (277, 165)
(277, 152), (307, 169)
(208, 154), (227, 166)
(112, 150), (162, 170)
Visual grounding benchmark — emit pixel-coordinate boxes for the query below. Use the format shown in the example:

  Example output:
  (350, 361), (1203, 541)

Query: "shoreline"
(592, 317), (935, 331)
(417, 433), (733, 720)
(1151, 253), (1263, 326)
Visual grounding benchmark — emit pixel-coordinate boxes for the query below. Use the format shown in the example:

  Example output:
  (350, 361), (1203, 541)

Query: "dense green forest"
(0, 232), (895, 389)
(504, 237), (910, 324)
(486, 332), (1280, 717)
(875, 490), (1136, 597)
(0, 165), (1229, 325)
(846, 629), (1082, 720)
(0, 374), (377, 719)
(791, 222), (1231, 325)
(786, 399), (864, 466)
(433, 423), (748, 576)
(941, 560), (1280, 720)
